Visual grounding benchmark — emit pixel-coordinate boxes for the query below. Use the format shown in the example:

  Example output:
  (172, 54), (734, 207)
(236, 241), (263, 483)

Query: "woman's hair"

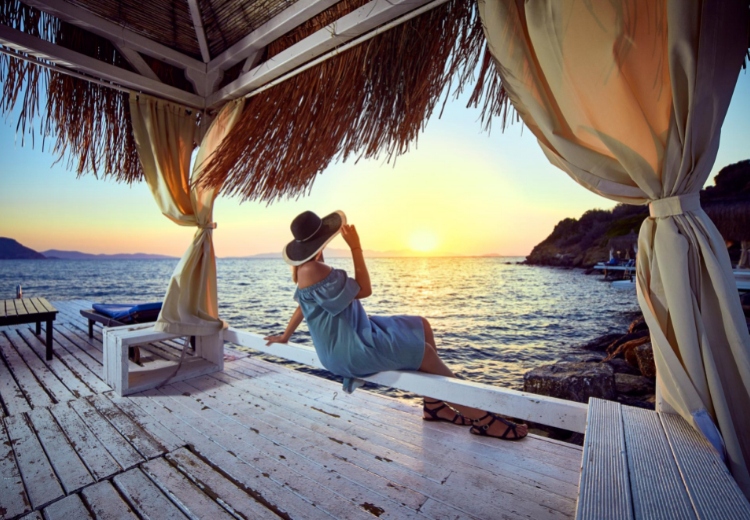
(291, 265), (298, 283)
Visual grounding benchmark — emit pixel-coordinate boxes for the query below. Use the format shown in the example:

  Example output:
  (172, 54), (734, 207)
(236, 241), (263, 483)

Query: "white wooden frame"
(207, 0), (437, 106)
(0, 24), (205, 109)
(6, 0), (444, 107)
(103, 324), (223, 396)
(223, 328), (588, 433)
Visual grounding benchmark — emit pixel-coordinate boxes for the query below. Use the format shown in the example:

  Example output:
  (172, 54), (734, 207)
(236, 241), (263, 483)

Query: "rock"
(615, 373), (655, 395)
(579, 333), (622, 352)
(628, 316), (648, 334)
(605, 330), (650, 356)
(634, 342), (656, 377)
(523, 362), (615, 403)
(617, 394), (656, 410)
(605, 357), (640, 375)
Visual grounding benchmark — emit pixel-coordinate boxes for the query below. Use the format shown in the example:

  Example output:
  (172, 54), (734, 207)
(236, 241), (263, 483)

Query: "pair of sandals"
(423, 399), (526, 441)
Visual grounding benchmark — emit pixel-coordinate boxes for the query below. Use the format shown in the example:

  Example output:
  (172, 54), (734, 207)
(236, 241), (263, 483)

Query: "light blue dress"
(294, 268), (426, 381)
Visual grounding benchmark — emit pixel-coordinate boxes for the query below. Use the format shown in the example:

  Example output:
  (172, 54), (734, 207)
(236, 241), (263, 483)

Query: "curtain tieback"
(649, 193), (701, 218)
(199, 222), (217, 230)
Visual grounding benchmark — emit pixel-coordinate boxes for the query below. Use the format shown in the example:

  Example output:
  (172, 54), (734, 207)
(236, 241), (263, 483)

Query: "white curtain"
(130, 94), (245, 336)
(479, 0), (750, 495)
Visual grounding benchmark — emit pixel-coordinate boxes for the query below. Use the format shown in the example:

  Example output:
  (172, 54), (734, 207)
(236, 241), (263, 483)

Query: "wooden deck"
(0, 300), (582, 520)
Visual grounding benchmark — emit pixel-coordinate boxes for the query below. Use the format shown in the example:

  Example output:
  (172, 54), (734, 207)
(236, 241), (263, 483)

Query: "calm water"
(0, 257), (639, 397)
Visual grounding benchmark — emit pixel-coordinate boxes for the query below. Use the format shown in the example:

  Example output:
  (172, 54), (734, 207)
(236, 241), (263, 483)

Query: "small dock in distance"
(0, 300), (581, 520)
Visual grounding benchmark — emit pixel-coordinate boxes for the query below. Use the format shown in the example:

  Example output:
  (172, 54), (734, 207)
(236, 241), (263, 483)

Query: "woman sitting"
(265, 210), (527, 441)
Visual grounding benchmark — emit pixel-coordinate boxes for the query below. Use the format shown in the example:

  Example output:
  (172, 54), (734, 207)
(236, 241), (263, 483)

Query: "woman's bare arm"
(264, 305), (303, 345)
(341, 224), (372, 299)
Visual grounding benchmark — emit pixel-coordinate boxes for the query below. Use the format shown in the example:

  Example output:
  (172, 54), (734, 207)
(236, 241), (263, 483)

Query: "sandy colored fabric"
(130, 94), (245, 336)
(479, 0), (750, 495)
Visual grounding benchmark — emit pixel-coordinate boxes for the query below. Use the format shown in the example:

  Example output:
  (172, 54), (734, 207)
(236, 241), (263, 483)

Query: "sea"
(0, 257), (639, 400)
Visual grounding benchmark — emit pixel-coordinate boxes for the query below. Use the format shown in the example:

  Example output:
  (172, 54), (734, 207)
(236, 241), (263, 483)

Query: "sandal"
(470, 413), (527, 440)
(423, 399), (472, 426)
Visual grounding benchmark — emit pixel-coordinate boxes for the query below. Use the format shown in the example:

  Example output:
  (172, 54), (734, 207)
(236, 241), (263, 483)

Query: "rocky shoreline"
(521, 313), (656, 443)
(522, 294), (750, 444)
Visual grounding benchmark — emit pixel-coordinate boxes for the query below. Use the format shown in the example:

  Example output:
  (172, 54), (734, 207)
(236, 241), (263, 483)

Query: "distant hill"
(42, 250), (178, 260)
(0, 238), (46, 259)
(526, 159), (750, 268)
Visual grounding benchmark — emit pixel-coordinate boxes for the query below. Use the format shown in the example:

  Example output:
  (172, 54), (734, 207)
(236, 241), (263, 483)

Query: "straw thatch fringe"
(0, 1), (144, 182)
(199, 0), (514, 202)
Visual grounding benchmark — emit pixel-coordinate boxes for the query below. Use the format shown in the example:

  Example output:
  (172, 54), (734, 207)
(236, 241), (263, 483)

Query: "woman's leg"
(418, 334), (528, 439)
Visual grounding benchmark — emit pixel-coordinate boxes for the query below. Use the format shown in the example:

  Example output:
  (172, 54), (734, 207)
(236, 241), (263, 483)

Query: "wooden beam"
(22, 0), (205, 73)
(207, 0), (435, 107)
(223, 328), (589, 433)
(114, 45), (161, 82)
(0, 24), (205, 109)
(207, 0), (340, 74)
(187, 0), (211, 63)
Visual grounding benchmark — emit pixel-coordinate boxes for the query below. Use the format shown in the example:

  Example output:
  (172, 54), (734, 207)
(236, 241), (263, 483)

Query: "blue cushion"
(92, 302), (162, 321)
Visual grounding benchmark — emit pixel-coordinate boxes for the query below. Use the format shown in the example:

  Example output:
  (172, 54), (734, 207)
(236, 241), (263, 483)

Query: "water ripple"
(0, 257), (639, 395)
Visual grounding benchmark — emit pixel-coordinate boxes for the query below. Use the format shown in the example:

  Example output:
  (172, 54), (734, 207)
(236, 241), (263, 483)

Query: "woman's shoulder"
(297, 262), (336, 290)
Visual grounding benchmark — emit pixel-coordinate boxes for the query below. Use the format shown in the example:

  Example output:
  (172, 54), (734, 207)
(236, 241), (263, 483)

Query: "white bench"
(102, 323), (223, 395)
(577, 398), (750, 519)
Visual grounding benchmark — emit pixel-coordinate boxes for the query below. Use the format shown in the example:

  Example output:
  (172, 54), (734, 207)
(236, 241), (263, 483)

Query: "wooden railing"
(224, 327), (588, 433)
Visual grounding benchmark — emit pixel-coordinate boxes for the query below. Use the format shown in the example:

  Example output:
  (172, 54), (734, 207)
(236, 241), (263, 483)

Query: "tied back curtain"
(129, 94), (245, 336)
(478, 0), (750, 495)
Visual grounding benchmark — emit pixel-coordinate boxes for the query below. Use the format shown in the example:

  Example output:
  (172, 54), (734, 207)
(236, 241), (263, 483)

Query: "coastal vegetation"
(526, 159), (750, 267)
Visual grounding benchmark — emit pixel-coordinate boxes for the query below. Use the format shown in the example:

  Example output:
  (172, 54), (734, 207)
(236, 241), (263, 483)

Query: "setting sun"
(409, 230), (439, 253)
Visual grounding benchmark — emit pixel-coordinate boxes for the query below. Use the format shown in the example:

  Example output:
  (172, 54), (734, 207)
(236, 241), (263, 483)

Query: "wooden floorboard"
(0, 300), (581, 520)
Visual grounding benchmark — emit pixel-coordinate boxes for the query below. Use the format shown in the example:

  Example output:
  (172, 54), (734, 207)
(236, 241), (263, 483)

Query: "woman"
(265, 210), (527, 441)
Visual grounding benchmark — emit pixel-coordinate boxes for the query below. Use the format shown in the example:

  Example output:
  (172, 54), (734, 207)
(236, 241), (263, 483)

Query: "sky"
(1, 71), (749, 258)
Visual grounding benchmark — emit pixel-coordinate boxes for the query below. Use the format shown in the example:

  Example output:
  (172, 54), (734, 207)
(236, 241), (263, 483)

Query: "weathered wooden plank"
(232, 358), (582, 477)
(56, 324), (103, 364)
(86, 394), (165, 460)
(42, 325), (110, 394)
(223, 362), (581, 491)
(189, 374), (437, 500)
(80, 480), (139, 519)
(190, 373), (561, 520)
(0, 339), (32, 416)
(104, 394), (185, 453)
(158, 382), (406, 520)
(68, 399), (145, 470)
(114, 467), (189, 520)
(576, 398), (633, 520)
(620, 405), (695, 519)
(661, 413), (750, 519)
(190, 372), (575, 519)
(49, 402), (121, 481)
(0, 419), (31, 519)
(164, 448), (287, 520)
(3, 330), (73, 403)
(27, 407), (94, 495)
(141, 456), (237, 520)
(4, 414), (65, 510)
(47, 325), (105, 381)
(16, 328), (92, 399)
(0, 332), (53, 409)
(124, 391), (327, 520)
(43, 493), (92, 520)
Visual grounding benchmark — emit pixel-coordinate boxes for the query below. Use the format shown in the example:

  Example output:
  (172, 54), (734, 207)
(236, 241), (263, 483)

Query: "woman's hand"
(341, 224), (362, 251)
(264, 333), (290, 346)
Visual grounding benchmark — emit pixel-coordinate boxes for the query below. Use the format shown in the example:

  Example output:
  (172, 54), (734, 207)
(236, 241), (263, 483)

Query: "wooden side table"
(0, 297), (58, 360)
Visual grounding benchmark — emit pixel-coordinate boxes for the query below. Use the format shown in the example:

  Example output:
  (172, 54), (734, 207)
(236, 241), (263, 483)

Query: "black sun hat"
(282, 210), (347, 266)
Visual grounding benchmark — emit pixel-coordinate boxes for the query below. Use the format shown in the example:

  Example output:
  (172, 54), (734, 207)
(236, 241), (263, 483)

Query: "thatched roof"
(2, 2), (746, 202)
(0, 0), (507, 201)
